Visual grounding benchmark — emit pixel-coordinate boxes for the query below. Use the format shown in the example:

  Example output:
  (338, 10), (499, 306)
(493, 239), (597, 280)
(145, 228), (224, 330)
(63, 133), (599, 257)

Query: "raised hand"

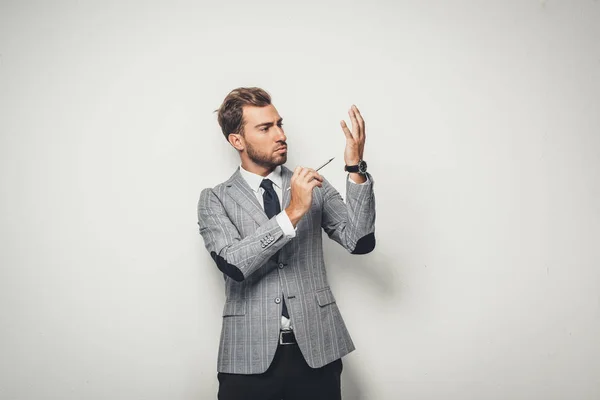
(340, 105), (366, 166)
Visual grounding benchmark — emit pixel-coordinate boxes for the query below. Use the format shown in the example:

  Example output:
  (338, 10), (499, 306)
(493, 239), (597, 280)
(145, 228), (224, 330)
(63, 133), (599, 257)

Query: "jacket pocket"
(222, 300), (247, 316)
(315, 287), (336, 307)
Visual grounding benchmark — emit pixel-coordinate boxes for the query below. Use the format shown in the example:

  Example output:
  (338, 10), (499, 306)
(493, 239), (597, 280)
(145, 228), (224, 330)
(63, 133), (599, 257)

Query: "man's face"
(240, 104), (288, 169)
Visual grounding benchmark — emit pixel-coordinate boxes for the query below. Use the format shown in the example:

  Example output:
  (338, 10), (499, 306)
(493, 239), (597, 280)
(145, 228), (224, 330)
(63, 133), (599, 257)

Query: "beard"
(246, 141), (287, 169)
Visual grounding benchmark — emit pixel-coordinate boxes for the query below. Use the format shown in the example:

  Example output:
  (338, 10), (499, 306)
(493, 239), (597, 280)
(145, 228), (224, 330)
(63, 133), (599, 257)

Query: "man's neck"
(241, 160), (277, 177)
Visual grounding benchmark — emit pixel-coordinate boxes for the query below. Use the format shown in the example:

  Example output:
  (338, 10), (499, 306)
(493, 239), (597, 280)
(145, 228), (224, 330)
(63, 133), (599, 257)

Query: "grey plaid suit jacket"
(197, 165), (376, 374)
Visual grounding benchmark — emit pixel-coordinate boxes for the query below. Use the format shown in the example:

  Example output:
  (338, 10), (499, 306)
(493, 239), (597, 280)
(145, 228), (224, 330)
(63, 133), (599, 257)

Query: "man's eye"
(261, 127), (269, 132)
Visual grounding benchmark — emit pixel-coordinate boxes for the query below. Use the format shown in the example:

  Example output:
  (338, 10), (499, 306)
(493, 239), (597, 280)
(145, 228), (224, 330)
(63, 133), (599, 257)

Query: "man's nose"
(275, 126), (286, 141)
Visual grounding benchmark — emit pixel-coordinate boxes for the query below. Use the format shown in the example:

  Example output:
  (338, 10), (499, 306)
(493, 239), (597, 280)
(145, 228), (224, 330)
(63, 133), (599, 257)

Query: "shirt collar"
(239, 164), (284, 193)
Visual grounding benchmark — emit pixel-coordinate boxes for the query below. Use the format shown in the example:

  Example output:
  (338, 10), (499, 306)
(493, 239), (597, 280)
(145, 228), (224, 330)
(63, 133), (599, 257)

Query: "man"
(197, 87), (376, 400)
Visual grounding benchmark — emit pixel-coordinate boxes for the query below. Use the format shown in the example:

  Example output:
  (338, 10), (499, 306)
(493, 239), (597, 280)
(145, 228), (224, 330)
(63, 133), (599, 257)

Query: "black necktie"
(260, 179), (289, 319)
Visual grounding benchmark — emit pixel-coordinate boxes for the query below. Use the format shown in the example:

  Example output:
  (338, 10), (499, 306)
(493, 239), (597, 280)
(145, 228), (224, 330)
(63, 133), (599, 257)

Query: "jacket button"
(275, 297), (281, 304)
(278, 263), (284, 269)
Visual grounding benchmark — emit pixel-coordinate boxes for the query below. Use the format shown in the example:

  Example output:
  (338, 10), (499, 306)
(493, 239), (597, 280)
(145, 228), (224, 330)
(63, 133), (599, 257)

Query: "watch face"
(358, 160), (367, 174)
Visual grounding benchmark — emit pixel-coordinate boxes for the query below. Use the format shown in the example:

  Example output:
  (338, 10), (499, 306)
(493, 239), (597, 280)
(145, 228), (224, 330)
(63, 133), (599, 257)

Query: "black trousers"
(217, 342), (343, 400)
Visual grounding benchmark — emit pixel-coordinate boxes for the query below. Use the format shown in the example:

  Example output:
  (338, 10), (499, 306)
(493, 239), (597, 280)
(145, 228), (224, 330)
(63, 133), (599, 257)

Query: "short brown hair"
(216, 87), (272, 141)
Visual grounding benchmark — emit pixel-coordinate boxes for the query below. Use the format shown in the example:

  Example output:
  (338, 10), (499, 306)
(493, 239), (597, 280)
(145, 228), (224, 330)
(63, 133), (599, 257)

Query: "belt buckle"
(279, 330), (295, 345)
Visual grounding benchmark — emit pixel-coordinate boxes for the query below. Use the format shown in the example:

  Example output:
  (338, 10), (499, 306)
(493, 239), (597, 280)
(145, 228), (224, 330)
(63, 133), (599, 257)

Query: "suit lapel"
(281, 165), (292, 210)
(226, 168), (269, 225)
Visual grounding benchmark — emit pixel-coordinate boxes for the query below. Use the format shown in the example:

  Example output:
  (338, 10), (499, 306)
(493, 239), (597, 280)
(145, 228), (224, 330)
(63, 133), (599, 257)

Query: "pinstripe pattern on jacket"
(197, 165), (376, 374)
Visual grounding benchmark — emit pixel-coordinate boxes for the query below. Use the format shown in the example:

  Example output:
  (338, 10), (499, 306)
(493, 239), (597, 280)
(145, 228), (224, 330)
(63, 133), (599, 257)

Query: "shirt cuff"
(276, 211), (297, 239)
(348, 174), (370, 185)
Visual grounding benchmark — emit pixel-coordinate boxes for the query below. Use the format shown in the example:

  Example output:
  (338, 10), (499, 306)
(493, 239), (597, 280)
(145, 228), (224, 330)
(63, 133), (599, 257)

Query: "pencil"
(286, 157), (334, 191)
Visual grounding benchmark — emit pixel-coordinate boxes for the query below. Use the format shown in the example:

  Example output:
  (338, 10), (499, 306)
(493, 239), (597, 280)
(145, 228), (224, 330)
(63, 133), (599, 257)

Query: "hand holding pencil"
(286, 157), (334, 191)
(284, 158), (333, 227)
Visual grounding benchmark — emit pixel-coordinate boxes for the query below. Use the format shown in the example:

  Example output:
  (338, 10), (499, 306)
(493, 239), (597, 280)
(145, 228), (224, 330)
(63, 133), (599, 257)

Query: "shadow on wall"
(342, 363), (364, 400)
(324, 238), (399, 300)
(323, 236), (402, 400)
(326, 239), (400, 400)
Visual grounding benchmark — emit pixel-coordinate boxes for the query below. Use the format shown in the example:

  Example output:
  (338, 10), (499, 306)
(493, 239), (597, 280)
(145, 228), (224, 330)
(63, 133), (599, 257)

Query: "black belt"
(279, 330), (297, 345)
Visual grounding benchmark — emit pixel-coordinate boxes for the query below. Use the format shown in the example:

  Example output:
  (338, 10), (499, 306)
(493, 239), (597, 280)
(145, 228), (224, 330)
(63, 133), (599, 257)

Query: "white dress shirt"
(238, 164), (368, 330)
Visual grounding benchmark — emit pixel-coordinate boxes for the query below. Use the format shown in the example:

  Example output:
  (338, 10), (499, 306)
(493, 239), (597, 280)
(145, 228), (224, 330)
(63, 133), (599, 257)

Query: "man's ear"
(228, 133), (245, 151)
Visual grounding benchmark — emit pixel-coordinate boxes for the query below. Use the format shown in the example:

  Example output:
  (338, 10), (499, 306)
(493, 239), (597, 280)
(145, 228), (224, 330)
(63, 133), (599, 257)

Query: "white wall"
(1, 1), (599, 399)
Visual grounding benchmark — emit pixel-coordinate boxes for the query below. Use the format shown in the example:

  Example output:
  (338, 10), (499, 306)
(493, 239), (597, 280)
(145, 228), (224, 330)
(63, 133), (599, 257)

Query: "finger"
(340, 120), (353, 140)
(309, 179), (323, 189)
(291, 166), (301, 181)
(308, 170), (324, 182)
(304, 168), (323, 179)
(298, 167), (310, 179)
(304, 172), (323, 185)
(352, 105), (365, 137)
(349, 108), (359, 140)
(293, 166), (306, 184)
(305, 168), (323, 182)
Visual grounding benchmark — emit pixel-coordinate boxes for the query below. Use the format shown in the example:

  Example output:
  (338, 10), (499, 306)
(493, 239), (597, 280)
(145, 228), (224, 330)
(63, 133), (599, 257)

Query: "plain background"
(1, 0), (599, 399)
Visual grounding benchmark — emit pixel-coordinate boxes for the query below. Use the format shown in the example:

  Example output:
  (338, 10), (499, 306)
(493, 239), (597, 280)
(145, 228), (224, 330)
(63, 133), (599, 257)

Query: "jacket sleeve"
(197, 188), (291, 281)
(320, 173), (376, 254)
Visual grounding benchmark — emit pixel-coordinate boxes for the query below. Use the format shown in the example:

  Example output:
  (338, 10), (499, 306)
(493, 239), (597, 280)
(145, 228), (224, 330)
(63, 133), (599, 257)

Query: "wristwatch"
(344, 160), (368, 175)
